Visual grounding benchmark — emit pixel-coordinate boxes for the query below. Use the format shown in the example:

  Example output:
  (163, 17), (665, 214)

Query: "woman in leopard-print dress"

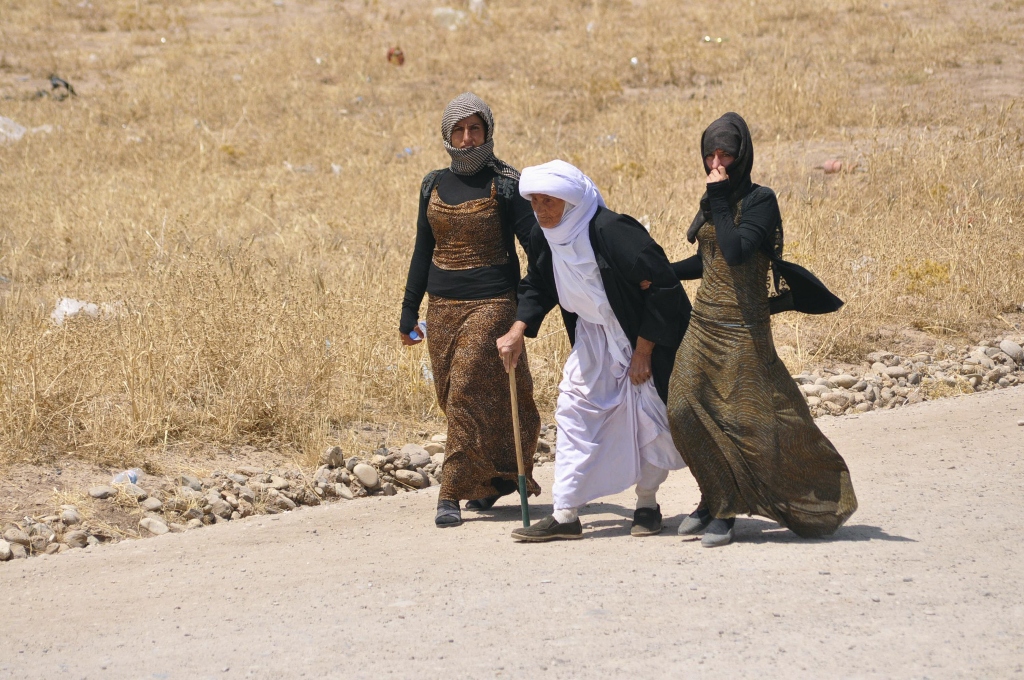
(400, 93), (540, 528)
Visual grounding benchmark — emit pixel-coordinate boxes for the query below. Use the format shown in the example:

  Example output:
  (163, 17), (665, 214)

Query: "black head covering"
(687, 112), (755, 242)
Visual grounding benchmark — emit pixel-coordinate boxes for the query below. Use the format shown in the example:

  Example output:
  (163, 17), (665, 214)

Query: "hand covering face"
(687, 111), (755, 243)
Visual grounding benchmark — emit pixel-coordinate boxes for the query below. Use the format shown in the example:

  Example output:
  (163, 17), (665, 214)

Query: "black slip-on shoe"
(435, 499), (463, 528)
(631, 505), (663, 536)
(465, 494), (502, 511)
(701, 517), (735, 547)
(677, 505), (713, 536)
(511, 515), (583, 542)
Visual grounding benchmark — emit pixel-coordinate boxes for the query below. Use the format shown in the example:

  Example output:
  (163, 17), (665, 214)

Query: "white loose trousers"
(552, 317), (685, 511)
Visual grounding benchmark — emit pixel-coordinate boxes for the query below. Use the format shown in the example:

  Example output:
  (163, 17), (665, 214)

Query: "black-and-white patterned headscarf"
(441, 92), (520, 180)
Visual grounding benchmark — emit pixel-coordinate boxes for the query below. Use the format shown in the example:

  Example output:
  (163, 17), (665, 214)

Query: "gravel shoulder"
(1, 387), (1022, 679)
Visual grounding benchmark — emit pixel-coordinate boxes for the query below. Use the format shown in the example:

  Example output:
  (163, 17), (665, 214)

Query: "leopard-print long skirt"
(426, 292), (541, 501)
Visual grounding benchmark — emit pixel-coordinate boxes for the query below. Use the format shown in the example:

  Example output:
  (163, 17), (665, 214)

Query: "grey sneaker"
(701, 518), (735, 547)
(677, 506), (712, 535)
(511, 515), (584, 542)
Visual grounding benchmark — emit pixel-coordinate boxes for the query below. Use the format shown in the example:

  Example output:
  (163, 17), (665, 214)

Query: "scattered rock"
(141, 497), (163, 512)
(227, 473), (249, 485)
(394, 469), (428, 489)
(883, 366), (909, 380)
(998, 339), (1023, 363)
(236, 466), (263, 477)
(423, 442), (445, 455)
(140, 517), (169, 536)
(61, 507), (83, 525)
(64, 530), (89, 549)
(322, 445), (345, 468)
(830, 374), (858, 389)
(800, 384), (828, 398)
(177, 475), (203, 491)
(29, 535), (51, 553)
(89, 485), (118, 499)
(0, 540), (11, 561)
(352, 463), (380, 490)
(121, 483), (148, 500)
(271, 495), (296, 511)
(3, 528), (30, 546)
(10, 543), (27, 559)
(401, 444), (431, 469)
(177, 486), (203, 501)
(210, 499), (233, 519)
(335, 484), (354, 500)
(381, 482), (397, 496)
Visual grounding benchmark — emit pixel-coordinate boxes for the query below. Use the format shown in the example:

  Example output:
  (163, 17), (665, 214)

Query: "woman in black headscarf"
(400, 93), (541, 528)
(666, 112), (858, 547)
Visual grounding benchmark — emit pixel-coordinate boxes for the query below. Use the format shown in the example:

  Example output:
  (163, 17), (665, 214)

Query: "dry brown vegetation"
(0, 0), (1022, 470)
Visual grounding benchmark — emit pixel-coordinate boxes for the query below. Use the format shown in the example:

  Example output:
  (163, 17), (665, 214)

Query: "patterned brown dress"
(667, 222), (857, 537)
(425, 185), (541, 501)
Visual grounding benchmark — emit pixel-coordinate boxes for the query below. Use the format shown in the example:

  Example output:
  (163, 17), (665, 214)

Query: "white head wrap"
(519, 160), (609, 324)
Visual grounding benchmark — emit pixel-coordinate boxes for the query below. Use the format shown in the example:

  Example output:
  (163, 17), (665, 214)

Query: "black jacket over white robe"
(516, 206), (692, 403)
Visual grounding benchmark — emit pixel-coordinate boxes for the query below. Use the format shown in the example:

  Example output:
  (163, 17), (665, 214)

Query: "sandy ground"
(1, 387), (1022, 679)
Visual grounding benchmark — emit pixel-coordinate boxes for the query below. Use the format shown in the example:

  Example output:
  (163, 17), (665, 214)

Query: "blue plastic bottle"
(409, 320), (427, 341)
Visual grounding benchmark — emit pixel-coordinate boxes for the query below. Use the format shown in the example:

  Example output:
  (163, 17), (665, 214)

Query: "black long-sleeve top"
(670, 179), (777, 279)
(400, 168), (536, 334)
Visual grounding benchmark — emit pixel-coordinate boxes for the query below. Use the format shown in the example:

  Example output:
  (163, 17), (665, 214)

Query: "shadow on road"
(737, 518), (915, 544)
(461, 501), (915, 544)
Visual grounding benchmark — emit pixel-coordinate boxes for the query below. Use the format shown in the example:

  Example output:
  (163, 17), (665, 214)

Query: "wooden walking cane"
(508, 364), (531, 527)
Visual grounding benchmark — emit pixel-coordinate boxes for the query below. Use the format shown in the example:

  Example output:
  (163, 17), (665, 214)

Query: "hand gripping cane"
(508, 365), (531, 527)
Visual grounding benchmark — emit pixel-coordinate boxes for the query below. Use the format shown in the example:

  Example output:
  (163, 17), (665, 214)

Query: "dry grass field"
(0, 0), (1022, 472)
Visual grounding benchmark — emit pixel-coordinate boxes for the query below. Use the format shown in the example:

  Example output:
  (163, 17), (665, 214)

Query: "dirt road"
(1, 387), (1022, 679)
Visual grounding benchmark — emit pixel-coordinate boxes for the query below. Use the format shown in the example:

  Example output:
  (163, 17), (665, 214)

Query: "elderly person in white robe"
(496, 160), (692, 541)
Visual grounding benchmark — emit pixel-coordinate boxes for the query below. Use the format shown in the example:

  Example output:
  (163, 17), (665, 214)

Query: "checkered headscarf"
(441, 92), (520, 180)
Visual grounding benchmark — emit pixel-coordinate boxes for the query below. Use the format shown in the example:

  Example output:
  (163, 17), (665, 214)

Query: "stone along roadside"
(2, 335), (1021, 564)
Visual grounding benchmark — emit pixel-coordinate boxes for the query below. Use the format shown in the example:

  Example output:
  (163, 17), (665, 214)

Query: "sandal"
(435, 499), (463, 528)
(465, 494), (502, 511)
